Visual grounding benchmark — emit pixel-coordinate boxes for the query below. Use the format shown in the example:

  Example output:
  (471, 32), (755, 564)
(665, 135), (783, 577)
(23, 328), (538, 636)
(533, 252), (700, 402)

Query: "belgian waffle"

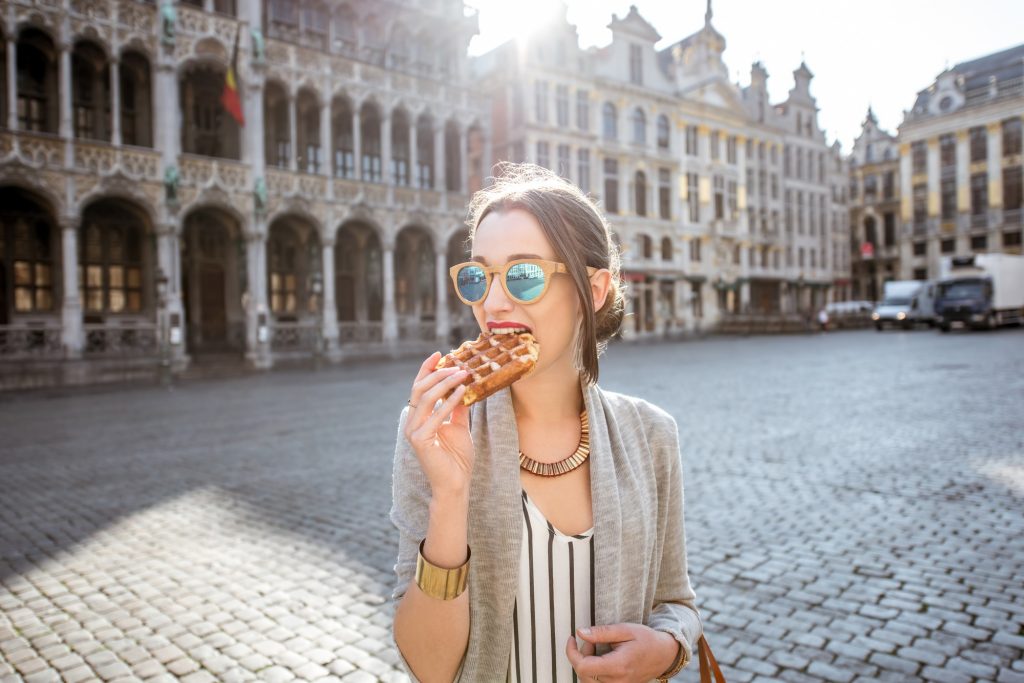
(435, 332), (540, 406)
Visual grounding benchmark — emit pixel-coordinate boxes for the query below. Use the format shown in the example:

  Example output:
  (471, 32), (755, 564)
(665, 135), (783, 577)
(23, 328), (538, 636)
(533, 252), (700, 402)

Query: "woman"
(389, 163), (703, 682)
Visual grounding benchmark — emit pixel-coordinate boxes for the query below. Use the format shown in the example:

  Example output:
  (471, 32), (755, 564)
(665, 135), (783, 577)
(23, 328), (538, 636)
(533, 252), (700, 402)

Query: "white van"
(871, 280), (937, 330)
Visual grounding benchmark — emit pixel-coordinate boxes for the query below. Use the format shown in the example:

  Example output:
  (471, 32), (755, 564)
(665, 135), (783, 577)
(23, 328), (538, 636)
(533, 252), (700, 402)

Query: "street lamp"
(310, 271), (323, 371)
(156, 268), (171, 388)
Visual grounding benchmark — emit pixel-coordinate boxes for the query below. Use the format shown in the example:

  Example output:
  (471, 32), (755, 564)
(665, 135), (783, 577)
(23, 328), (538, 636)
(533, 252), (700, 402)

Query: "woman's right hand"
(404, 351), (474, 499)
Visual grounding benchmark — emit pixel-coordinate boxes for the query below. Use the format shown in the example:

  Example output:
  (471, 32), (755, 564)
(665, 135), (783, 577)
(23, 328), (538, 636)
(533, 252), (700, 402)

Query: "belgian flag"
(221, 26), (244, 126)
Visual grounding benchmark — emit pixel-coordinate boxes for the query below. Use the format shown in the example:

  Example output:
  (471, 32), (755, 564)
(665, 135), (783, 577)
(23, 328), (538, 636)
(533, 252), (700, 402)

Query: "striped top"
(507, 488), (595, 683)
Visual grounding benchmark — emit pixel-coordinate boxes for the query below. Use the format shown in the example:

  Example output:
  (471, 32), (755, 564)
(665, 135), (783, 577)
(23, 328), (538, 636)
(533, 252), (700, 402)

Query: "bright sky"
(466, 0), (1024, 153)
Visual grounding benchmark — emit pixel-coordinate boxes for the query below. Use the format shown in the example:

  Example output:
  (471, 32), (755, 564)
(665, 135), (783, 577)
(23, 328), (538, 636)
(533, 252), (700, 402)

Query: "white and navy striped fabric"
(507, 487), (595, 683)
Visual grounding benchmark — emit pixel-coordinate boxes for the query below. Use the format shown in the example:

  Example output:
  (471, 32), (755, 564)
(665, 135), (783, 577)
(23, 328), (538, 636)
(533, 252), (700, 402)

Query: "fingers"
(565, 635), (602, 680)
(408, 370), (469, 437)
(575, 623), (636, 644)
(407, 366), (462, 427)
(413, 351), (442, 384)
(417, 383), (468, 439)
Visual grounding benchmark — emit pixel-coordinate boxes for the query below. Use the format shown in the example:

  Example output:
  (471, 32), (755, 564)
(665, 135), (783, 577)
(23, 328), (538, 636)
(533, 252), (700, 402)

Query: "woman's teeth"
(493, 327), (531, 335)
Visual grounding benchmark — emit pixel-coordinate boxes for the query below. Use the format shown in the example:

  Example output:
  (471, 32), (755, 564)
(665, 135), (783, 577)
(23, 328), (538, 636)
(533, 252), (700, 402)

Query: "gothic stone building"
(0, 0), (489, 388)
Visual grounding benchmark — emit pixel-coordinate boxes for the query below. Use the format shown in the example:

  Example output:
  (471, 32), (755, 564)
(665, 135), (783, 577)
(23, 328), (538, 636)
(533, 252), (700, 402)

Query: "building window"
(884, 212), (896, 246)
(970, 173), (987, 218)
(941, 238), (955, 254)
(639, 234), (652, 259)
(79, 213), (144, 315)
(798, 247), (805, 267)
(120, 51), (153, 148)
(656, 115), (670, 150)
(658, 169), (671, 220)
(629, 44), (642, 85)
(534, 80), (548, 123)
(687, 173), (699, 222)
(685, 125), (698, 156)
(577, 149), (591, 193)
(1005, 167), (1022, 213)
(557, 144), (570, 179)
(771, 174), (779, 200)
(1004, 118), (1023, 157)
(602, 102), (617, 140)
(941, 178), (956, 220)
(690, 281), (703, 318)
(969, 126), (987, 162)
(883, 171), (895, 200)
(810, 249), (816, 268)
(911, 141), (926, 174)
(912, 241), (926, 256)
(17, 30), (59, 134)
(864, 174), (877, 199)
(785, 190), (792, 232)
(710, 131), (720, 161)
(1004, 230), (1022, 247)
(726, 180), (737, 220)
(415, 114), (433, 188)
(783, 146), (791, 176)
(576, 90), (589, 131)
(797, 190), (804, 234)
(72, 41), (111, 142)
(940, 133), (956, 169)
(913, 183), (927, 230)
(796, 148), (804, 179)
(603, 158), (619, 214)
(5, 211), (55, 314)
(971, 234), (987, 251)
(631, 107), (646, 145)
(536, 141), (550, 169)
(713, 175), (724, 220)
(913, 267), (928, 280)
(269, 227), (300, 315)
(726, 136), (736, 164)
(555, 84), (569, 127)
(634, 171), (647, 216)
(661, 237), (672, 261)
(690, 238), (701, 262)
(444, 121), (461, 191)
(332, 98), (356, 180)
(361, 103), (383, 182)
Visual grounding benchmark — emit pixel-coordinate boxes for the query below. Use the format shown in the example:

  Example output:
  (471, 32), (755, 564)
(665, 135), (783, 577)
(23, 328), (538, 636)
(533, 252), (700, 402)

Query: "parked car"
(871, 280), (936, 330)
(825, 300), (874, 329)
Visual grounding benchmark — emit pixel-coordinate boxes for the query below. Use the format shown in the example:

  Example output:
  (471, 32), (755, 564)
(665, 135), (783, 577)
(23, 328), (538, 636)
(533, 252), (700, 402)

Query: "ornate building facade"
(475, 4), (850, 338)
(0, 0), (489, 387)
(849, 43), (1024, 294)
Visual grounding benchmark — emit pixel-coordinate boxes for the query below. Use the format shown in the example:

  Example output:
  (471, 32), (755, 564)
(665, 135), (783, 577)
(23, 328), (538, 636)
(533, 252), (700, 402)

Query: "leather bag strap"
(698, 634), (727, 683)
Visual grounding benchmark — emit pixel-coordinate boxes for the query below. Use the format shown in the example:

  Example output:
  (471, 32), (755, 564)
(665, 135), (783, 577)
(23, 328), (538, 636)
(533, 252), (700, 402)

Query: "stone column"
(320, 99), (332, 197)
(59, 41), (72, 139)
(481, 128), (493, 186)
(409, 117), (419, 188)
(60, 219), (83, 358)
(351, 106), (361, 180)
(382, 243), (398, 344)
(435, 250), (449, 344)
(154, 55), (180, 177)
(287, 90), (297, 171)
(381, 111), (392, 184)
(110, 57), (122, 146)
(434, 124), (445, 191)
(955, 130), (970, 233)
(899, 142), (912, 226)
(157, 223), (187, 366)
(244, 76), (265, 174)
(986, 122), (1003, 228)
(245, 231), (272, 369)
(5, 38), (15, 131)
(321, 237), (340, 361)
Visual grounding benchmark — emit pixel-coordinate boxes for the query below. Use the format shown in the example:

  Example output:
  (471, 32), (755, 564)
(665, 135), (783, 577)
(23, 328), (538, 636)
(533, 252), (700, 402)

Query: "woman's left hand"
(566, 622), (681, 682)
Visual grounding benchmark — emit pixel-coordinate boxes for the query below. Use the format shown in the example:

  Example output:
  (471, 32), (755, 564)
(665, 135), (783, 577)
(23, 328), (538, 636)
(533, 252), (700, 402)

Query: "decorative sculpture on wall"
(160, 2), (177, 45)
(250, 28), (265, 64)
(254, 177), (268, 212)
(164, 165), (180, 204)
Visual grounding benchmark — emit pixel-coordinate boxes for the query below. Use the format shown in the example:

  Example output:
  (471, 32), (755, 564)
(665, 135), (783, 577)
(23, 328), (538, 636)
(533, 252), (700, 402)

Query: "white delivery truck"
(871, 280), (937, 330)
(935, 254), (1024, 331)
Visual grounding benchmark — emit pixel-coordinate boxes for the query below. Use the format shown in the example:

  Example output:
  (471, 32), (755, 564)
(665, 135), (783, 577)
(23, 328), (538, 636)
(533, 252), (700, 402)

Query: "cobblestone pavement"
(1, 327), (1023, 683)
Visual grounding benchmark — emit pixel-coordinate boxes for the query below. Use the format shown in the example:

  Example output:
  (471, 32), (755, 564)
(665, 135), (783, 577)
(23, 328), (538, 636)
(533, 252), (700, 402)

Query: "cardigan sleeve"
(387, 405), (430, 683)
(645, 410), (704, 673)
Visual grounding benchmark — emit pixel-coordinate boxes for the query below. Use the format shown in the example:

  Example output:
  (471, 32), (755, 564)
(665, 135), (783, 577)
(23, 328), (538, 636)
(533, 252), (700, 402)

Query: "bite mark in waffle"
(435, 332), (540, 406)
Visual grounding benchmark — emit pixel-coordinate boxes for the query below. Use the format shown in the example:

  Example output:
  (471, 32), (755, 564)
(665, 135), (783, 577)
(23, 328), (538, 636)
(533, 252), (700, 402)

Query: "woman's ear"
(590, 269), (612, 312)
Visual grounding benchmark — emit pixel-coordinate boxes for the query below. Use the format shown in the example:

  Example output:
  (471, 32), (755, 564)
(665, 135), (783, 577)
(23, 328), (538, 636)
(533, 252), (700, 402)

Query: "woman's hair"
(465, 162), (625, 385)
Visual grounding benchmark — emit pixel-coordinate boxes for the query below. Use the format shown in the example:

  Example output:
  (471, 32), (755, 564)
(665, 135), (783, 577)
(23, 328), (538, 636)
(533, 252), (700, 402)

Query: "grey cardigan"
(388, 377), (703, 682)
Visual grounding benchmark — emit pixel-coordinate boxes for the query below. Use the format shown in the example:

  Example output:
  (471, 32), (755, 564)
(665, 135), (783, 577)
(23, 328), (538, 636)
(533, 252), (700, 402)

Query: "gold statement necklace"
(518, 409), (590, 477)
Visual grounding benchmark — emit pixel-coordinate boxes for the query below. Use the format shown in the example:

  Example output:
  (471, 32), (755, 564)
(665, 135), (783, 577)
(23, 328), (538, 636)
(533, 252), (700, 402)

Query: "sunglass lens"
(457, 265), (488, 302)
(505, 262), (546, 302)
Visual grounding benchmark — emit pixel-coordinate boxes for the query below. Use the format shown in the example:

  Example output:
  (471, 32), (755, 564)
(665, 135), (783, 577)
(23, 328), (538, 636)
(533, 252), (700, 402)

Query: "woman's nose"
(482, 275), (513, 313)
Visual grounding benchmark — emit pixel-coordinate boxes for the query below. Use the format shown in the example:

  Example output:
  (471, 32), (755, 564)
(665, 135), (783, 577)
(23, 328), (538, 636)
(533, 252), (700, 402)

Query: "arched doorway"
(266, 214), (321, 352)
(334, 221), (383, 343)
(0, 187), (59, 326)
(180, 207), (244, 355)
(394, 226), (435, 340)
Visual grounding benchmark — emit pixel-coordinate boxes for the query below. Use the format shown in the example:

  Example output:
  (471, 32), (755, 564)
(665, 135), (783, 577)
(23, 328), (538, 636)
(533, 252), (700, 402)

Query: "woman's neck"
(509, 359), (584, 423)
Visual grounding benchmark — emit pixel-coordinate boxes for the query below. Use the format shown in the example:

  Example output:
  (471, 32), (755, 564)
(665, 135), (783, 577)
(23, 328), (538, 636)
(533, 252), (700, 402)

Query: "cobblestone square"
(1, 329), (1023, 682)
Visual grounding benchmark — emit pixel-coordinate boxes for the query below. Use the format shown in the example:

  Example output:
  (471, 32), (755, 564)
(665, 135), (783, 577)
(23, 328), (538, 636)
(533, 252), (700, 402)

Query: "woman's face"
(469, 208), (588, 376)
